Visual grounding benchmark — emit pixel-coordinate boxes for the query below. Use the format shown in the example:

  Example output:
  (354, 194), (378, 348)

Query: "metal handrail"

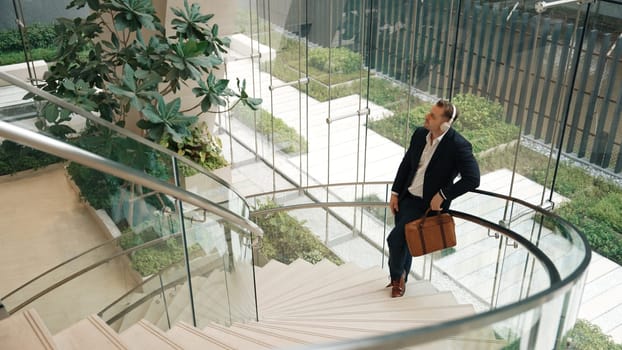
(0, 71), (251, 216)
(0, 121), (263, 235)
(1, 232), (124, 300)
(5, 233), (181, 314)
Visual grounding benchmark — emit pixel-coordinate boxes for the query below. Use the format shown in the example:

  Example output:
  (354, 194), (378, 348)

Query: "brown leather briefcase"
(405, 209), (456, 257)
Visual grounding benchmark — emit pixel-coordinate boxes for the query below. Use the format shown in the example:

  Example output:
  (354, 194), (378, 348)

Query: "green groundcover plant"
(252, 200), (342, 265)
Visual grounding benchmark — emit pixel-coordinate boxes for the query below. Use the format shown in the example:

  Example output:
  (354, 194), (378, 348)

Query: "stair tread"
(115, 292), (152, 332)
(0, 309), (59, 350)
(120, 320), (182, 350)
(53, 315), (129, 350)
(271, 291), (459, 317)
(264, 303), (476, 321)
(223, 322), (309, 347)
(234, 322), (347, 344)
(258, 259), (343, 309)
(201, 322), (274, 349)
(154, 276), (211, 329)
(166, 322), (233, 350)
(259, 266), (388, 314)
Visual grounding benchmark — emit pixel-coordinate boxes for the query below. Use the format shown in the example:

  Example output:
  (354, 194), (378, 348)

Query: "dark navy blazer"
(391, 127), (480, 211)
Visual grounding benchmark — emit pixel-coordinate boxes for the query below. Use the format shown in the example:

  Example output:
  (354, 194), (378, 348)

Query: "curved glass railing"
(246, 182), (590, 349)
(0, 121), (260, 333)
(0, 71), (250, 225)
(0, 120), (590, 348)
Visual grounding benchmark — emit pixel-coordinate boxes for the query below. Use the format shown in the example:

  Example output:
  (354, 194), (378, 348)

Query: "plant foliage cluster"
(0, 23), (56, 52)
(0, 48), (56, 65)
(234, 107), (308, 155)
(119, 227), (203, 276)
(562, 319), (622, 349)
(0, 141), (62, 176)
(36, 0), (260, 169)
(367, 94), (519, 153)
(252, 200), (343, 265)
(308, 47), (361, 74)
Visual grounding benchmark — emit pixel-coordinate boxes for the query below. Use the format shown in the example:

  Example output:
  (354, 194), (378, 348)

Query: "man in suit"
(387, 99), (480, 297)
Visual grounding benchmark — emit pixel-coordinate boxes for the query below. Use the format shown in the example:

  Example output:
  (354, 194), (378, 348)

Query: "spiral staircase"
(0, 69), (592, 349)
(1, 257), (511, 350)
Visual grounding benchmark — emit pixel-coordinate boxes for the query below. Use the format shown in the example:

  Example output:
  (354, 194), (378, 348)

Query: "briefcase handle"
(417, 208), (443, 227)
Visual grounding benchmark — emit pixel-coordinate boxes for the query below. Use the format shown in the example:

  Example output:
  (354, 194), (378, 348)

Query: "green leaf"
(49, 124), (76, 137)
(121, 64), (137, 91)
(43, 103), (58, 123)
(62, 79), (76, 91)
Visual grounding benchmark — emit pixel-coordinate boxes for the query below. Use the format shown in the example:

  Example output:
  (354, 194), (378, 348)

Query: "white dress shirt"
(407, 131), (445, 197)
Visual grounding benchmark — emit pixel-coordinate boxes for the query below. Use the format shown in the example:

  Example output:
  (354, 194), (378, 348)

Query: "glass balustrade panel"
(0, 156), (179, 311)
(0, 141), (258, 333)
(182, 206), (257, 328)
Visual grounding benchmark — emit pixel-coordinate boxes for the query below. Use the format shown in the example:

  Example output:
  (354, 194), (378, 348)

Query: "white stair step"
(0, 309), (59, 350)
(257, 261), (363, 311)
(53, 315), (128, 350)
(225, 323), (308, 347)
(155, 277), (210, 329)
(261, 268), (390, 315)
(166, 322), (232, 350)
(142, 291), (176, 329)
(258, 259), (338, 309)
(201, 322), (273, 349)
(116, 292), (152, 332)
(233, 320), (355, 341)
(120, 320), (182, 349)
(256, 259), (314, 296)
(257, 318), (432, 336)
(235, 322), (347, 344)
(284, 291), (459, 316)
(267, 304), (476, 322)
(254, 260), (288, 283)
(281, 280), (441, 315)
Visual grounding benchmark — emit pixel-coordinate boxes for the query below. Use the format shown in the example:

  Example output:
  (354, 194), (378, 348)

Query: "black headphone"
(440, 103), (457, 132)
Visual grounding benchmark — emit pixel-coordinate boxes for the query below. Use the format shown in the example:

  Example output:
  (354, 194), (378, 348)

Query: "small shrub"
(562, 319), (622, 349)
(0, 23), (56, 52)
(130, 238), (196, 276)
(368, 94), (519, 154)
(162, 122), (228, 174)
(308, 47), (361, 74)
(253, 200), (343, 265)
(366, 78), (412, 112)
(0, 140), (62, 176)
(367, 104), (428, 148)
(234, 108), (308, 154)
(0, 47), (56, 65)
(66, 163), (120, 210)
(119, 226), (162, 250)
(359, 194), (390, 223)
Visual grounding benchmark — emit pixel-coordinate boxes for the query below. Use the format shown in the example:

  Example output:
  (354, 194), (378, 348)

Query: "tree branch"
(180, 101), (202, 113)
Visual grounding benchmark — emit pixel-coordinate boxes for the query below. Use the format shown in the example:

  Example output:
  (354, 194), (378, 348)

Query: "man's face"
(424, 105), (449, 133)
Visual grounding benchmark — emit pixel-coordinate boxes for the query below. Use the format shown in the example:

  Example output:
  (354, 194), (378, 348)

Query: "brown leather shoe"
(390, 274), (405, 298)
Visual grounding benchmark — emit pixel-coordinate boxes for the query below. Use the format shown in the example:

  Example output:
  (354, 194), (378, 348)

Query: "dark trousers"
(387, 194), (426, 282)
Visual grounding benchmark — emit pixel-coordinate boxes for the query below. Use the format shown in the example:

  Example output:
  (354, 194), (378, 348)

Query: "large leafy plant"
(37, 0), (261, 169)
